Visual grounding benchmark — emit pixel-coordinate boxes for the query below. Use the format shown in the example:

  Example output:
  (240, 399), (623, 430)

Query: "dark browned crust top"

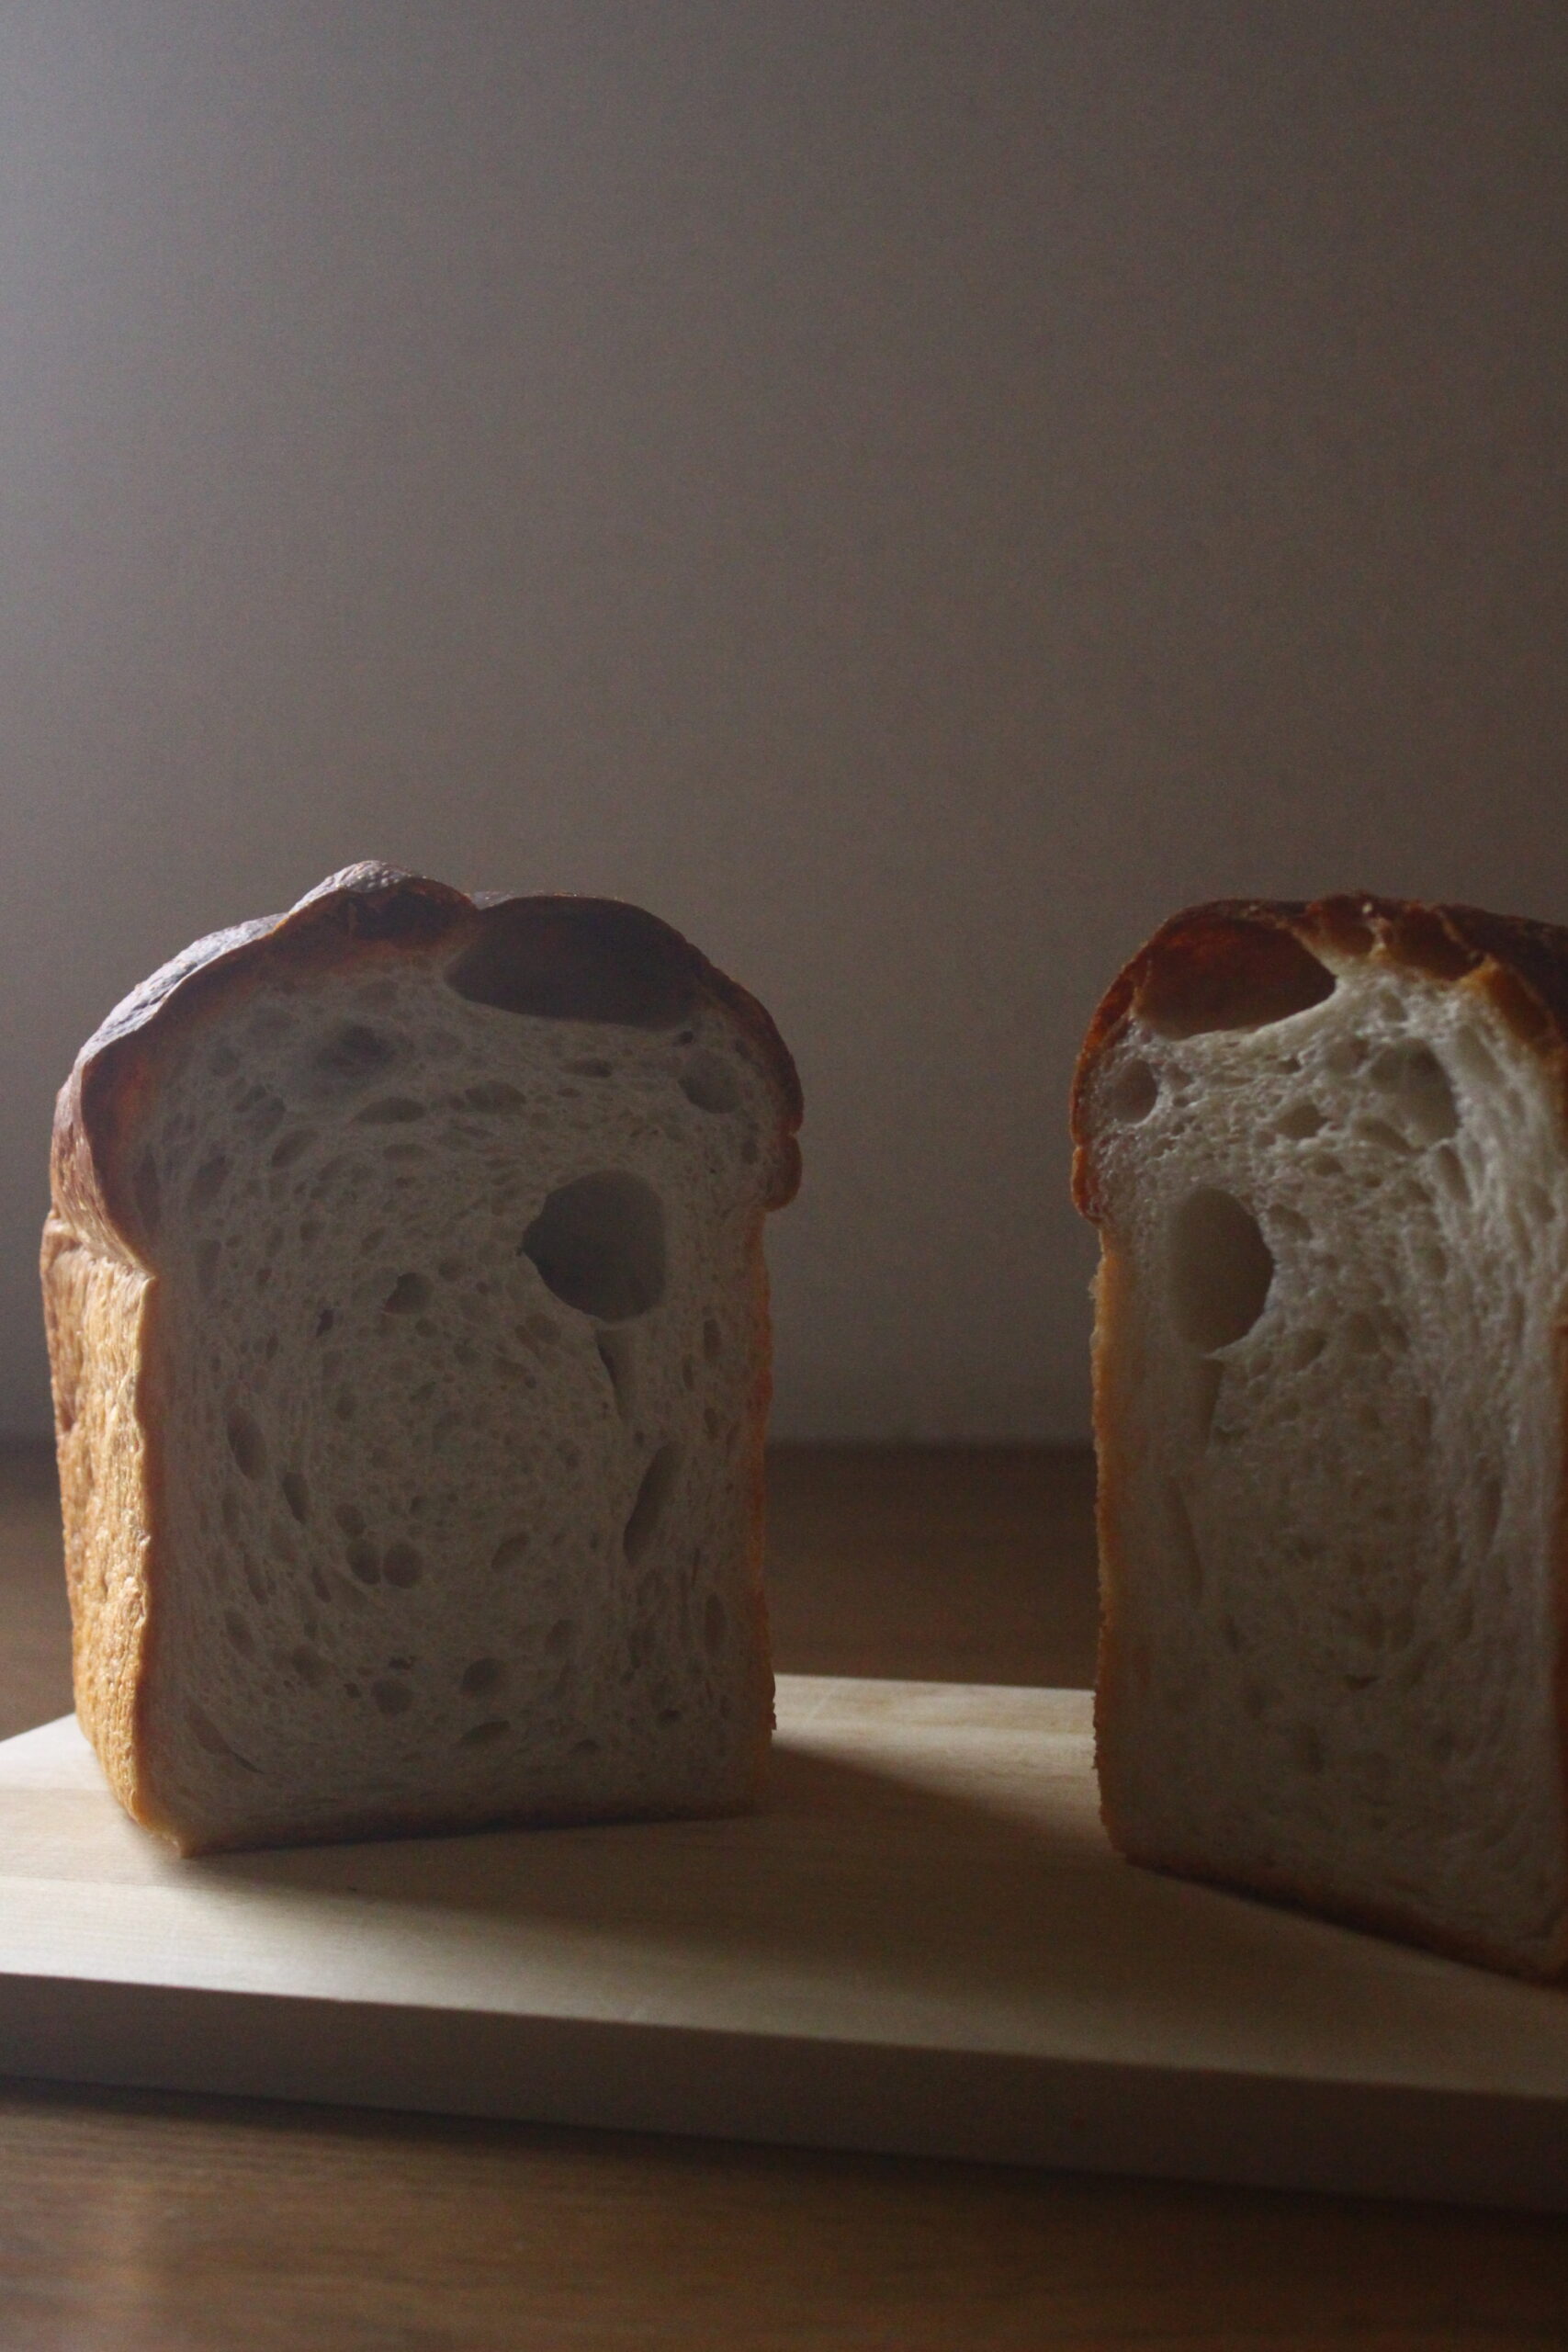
(52, 864), (803, 1264)
(1071, 893), (1568, 1224)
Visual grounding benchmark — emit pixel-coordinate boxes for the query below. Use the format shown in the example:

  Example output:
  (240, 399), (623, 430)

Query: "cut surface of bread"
(1073, 896), (1568, 1980)
(42, 865), (801, 1855)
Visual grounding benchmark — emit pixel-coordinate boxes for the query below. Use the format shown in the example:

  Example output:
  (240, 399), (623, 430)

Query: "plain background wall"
(2, 2), (1565, 1439)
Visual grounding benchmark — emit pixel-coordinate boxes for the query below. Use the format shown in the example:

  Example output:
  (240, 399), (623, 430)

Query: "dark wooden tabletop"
(2, 1441), (1565, 2348)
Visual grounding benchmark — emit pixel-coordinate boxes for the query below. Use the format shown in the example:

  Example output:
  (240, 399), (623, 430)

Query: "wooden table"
(2, 1442), (1564, 2347)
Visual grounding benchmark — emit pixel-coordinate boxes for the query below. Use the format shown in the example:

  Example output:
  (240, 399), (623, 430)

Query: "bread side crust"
(1072, 893), (1568, 1982)
(39, 1216), (183, 1839)
(46, 864), (800, 1852)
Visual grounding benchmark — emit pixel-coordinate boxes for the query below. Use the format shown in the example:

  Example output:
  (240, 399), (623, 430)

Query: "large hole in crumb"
(1138, 924), (1336, 1038)
(1103, 1057), (1159, 1125)
(680, 1051), (742, 1113)
(1169, 1188), (1274, 1351)
(1366, 1040), (1459, 1144)
(625, 1443), (680, 1563)
(522, 1171), (666, 1321)
(447, 899), (697, 1027)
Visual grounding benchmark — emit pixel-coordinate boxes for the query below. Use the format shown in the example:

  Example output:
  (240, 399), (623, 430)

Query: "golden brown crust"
(44, 864), (800, 1852)
(1075, 892), (1568, 1983)
(39, 1216), (180, 1837)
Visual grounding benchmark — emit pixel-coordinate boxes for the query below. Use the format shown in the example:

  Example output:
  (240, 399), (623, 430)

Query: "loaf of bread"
(42, 864), (801, 1855)
(1072, 894), (1568, 1978)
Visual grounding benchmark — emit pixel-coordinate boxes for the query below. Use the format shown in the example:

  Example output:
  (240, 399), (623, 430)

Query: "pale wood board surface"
(3, 1442), (1568, 2345)
(5, 1679), (1568, 2207)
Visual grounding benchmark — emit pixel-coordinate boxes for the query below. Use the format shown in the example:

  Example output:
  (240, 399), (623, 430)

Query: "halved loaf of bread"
(42, 864), (801, 1855)
(1072, 895), (1568, 1979)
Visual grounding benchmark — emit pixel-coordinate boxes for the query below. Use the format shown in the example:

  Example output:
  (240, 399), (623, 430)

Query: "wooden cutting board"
(1, 1677), (1564, 2209)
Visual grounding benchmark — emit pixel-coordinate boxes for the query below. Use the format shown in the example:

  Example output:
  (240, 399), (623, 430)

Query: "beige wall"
(2, 4), (1565, 1437)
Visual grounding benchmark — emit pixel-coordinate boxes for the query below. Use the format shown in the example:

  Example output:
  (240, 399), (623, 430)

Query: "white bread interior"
(47, 922), (793, 1855)
(1081, 941), (1568, 1976)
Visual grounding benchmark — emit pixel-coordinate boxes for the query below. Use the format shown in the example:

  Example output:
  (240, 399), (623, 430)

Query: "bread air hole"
(383, 1272), (431, 1315)
(522, 1171), (667, 1321)
(460, 1657), (506, 1698)
(355, 1096), (427, 1125)
(280, 1470), (310, 1523)
(1138, 924), (1335, 1038)
(226, 1410), (267, 1480)
(680, 1051), (742, 1113)
(1103, 1057), (1159, 1125)
(383, 1542), (423, 1589)
(307, 1023), (397, 1091)
(625, 1443), (680, 1564)
(186, 1703), (258, 1771)
(461, 1080), (526, 1114)
(1366, 1040), (1459, 1143)
(491, 1532), (530, 1575)
(189, 1152), (231, 1212)
(446, 899), (696, 1028)
(1168, 1187), (1275, 1351)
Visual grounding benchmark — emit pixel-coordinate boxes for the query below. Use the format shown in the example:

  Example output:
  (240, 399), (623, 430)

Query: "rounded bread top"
(51, 863), (804, 1261)
(1071, 892), (1568, 1223)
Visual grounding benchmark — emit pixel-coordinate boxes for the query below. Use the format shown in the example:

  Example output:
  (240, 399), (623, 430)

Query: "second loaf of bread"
(1073, 894), (1568, 1980)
